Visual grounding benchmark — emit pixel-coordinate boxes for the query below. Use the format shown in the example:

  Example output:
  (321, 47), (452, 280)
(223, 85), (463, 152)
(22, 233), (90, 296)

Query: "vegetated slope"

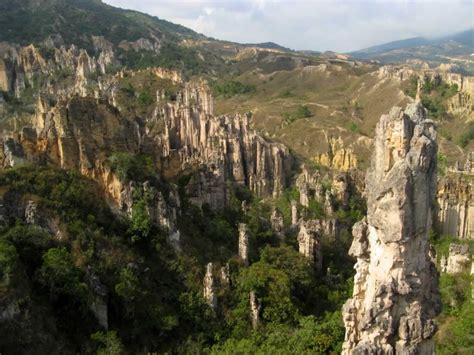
(351, 36), (430, 56)
(0, 0), (200, 47)
(211, 50), (474, 170)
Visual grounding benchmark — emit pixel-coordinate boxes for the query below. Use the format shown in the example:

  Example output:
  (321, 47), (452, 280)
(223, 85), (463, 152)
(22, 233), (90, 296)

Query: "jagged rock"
(332, 172), (350, 207)
(297, 220), (323, 271)
(203, 263), (217, 310)
(440, 254), (447, 273)
(342, 103), (441, 354)
(1, 65), (292, 213)
(220, 264), (231, 286)
(3, 138), (26, 167)
(168, 230), (181, 253)
(238, 223), (249, 265)
(249, 291), (261, 330)
(291, 200), (298, 226)
(312, 136), (358, 171)
(300, 184), (309, 207)
(445, 243), (471, 274)
(324, 190), (334, 215)
(271, 209), (285, 242)
(437, 176), (474, 240)
(24, 200), (38, 225)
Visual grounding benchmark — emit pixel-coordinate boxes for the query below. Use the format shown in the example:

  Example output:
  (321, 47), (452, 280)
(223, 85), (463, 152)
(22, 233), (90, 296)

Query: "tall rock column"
(342, 103), (441, 354)
(239, 223), (249, 265)
(203, 263), (217, 310)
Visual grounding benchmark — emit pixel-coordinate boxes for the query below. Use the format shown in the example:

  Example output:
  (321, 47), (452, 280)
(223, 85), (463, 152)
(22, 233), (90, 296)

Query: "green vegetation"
(0, 165), (362, 353)
(459, 121), (474, 148)
(117, 44), (208, 75)
(437, 153), (448, 176)
(430, 234), (474, 353)
(214, 80), (257, 98)
(0, 0), (198, 48)
(404, 75), (419, 99)
(404, 76), (458, 120)
(283, 105), (313, 124)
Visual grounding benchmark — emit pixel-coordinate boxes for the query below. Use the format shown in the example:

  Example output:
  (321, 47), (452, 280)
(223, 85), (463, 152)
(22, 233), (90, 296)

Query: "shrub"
(0, 240), (18, 283)
(108, 153), (154, 182)
(91, 331), (126, 355)
(38, 247), (87, 298)
(283, 105), (312, 124)
(459, 122), (474, 148)
(214, 81), (256, 97)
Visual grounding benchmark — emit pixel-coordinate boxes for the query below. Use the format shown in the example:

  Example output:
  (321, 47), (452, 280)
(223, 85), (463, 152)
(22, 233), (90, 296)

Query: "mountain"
(350, 28), (474, 73)
(0, 0), (202, 48)
(351, 36), (430, 56)
(242, 41), (293, 52)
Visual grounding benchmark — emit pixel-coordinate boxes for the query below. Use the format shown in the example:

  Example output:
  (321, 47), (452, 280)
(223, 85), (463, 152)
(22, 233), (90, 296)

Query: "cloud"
(104, 0), (474, 52)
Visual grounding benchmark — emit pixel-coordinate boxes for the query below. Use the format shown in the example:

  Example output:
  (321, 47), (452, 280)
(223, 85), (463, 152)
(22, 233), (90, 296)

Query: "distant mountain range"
(350, 29), (474, 72)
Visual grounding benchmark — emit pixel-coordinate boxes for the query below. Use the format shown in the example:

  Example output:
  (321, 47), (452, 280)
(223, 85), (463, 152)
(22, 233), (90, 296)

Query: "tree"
(38, 247), (86, 298)
(91, 331), (126, 355)
(0, 240), (18, 284)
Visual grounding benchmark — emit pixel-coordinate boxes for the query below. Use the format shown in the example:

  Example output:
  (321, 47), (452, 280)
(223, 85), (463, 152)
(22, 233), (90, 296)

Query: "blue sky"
(104, 0), (474, 52)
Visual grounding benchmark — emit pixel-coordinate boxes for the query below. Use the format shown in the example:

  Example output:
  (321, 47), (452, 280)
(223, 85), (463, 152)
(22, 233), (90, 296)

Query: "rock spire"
(342, 103), (441, 354)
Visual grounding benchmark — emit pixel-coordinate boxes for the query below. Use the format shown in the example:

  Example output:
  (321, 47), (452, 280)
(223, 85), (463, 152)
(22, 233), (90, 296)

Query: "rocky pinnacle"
(342, 103), (441, 354)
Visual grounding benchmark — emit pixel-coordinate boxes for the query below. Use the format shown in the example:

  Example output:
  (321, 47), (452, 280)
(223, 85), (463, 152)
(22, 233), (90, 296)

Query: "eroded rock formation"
(437, 175), (474, 239)
(203, 263), (217, 310)
(445, 244), (471, 274)
(297, 220), (323, 271)
(342, 103), (441, 354)
(238, 223), (249, 265)
(0, 68), (292, 212)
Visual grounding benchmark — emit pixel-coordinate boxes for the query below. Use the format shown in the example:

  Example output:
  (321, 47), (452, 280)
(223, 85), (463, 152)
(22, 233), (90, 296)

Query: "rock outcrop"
(238, 223), (249, 265)
(297, 220), (323, 271)
(249, 291), (261, 330)
(270, 209), (284, 242)
(342, 103), (441, 354)
(0, 70), (292, 212)
(445, 243), (471, 274)
(437, 175), (474, 239)
(379, 64), (474, 119)
(203, 263), (217, 310)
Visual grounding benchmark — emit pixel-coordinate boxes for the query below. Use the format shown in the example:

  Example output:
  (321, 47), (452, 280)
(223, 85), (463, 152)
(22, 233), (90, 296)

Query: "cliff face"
(0, 55), (292, 212)
(437, 175), (474, 239)
(342, 103), (441, 354)
(378, 65), (474, 119)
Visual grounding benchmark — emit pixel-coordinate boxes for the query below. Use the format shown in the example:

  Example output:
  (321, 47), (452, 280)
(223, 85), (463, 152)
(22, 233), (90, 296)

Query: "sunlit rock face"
(342, 103), (441, 354)
(0, 61), (292, 212)
(437, 176), (474, 240)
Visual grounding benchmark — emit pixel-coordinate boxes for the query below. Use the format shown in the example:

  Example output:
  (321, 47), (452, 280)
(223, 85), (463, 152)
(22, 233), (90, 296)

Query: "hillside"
(0, 0), (201, 47)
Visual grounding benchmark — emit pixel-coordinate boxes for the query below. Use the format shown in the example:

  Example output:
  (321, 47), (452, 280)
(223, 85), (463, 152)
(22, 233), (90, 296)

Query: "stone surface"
(238, 223), (249, 265)
(270, 208), (284, 242)
(0, 66), (292, 213)
(445, 243), (471, 274)
(203, 263), (217, 310)
(291, 200), (298, 226)
(249, 291), (261, 330)
(437, 176), (474, 240)
(24, 200), (38, 225)
(342, 103), (441, 354)
(297, 220), (323, 271)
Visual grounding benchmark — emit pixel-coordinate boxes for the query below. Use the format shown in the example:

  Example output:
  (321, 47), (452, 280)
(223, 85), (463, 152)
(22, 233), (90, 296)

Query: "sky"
(103, 0), (474, 52)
